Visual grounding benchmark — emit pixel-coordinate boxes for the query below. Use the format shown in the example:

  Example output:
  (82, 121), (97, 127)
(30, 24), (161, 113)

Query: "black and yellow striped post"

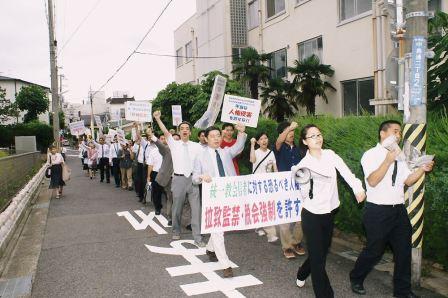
(402, 123), (427, 249)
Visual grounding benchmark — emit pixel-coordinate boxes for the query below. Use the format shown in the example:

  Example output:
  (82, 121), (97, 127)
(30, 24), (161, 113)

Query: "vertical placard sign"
(409, 36), (426, 106)
(194, 75), (227, 129)
(172, 105), (182, 126)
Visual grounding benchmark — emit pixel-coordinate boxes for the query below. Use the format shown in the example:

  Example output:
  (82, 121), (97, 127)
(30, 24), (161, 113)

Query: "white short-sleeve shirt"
(146, 146), (163, 172)
(252, 149), (276, 174)
(361, 144), (412, 205)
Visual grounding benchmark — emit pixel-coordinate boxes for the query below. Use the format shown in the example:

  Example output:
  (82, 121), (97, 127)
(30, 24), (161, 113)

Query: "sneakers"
(293, 243), (306, 256)
(255, 228), (266, 236)
(267, 235), (279, 243)
(283, 248), (296, 259)
(206, 250), (218, 262)
(350, 280), (366, 295)
(296, 279), (305, 288)
(172, 234), (181, 240)
(223, 267), (234, 278)
(194, 240), (206, 248)
(155, 210), (161, 215)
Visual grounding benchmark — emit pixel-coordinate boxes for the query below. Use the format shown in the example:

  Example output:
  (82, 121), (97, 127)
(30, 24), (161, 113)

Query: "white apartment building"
(175, 0), (446, 117)
(0, 75), (51, 124)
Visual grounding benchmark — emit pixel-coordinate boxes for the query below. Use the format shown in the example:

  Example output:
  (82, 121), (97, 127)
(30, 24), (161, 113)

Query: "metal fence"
(0, 151), (43, 210)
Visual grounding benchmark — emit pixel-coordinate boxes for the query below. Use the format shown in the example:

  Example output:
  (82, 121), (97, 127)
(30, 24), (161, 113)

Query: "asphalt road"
(31, 152), (443, 298)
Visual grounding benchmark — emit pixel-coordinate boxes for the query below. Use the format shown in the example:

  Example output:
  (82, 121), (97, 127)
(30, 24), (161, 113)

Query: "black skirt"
(49, 164), (66, 189)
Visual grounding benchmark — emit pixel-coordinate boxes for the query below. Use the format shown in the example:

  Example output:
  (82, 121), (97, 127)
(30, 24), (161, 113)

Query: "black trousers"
(98, 157), (110, 182)
(297, 208), (335, 298)
(135, 163), (147, 200)
(150, 171), (163, 211)
(111, 158), (121, 186)
(350, 202), (412, 296)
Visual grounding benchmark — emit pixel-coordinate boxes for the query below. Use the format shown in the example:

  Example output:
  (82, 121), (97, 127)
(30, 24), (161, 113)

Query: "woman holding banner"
(294, 124), (365, 298)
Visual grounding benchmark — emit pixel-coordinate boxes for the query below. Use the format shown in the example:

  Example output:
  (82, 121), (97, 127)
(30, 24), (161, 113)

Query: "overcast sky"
(0, 0), (196, 104)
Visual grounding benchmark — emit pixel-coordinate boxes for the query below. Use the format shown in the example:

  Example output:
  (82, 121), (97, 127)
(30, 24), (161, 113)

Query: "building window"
(339, 0), (371, 22)
(176, 48), (183, 67)
(269, 48), (287, 79)
(248, 0), (259, 30)
(429, 0), (441, 11)
(342, 78), (374, 116)
(266, 0), (285, 19)
(185, 41), (193, 62)
(231, 0), (247, 46)
(298, 36), (323, 62)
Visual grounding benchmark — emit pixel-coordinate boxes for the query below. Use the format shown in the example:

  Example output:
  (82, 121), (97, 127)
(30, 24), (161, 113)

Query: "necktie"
(183, 143), (192, 177)
(392, 160), (398, 186)
(215, 149), (225, 177)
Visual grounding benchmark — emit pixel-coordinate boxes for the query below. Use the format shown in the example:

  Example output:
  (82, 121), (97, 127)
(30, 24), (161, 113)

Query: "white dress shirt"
(109, 142), (121, 160)
(297, 149), (364, 214)
(95, 142), (110, 159)
(133, 141), (151, 164)
(207, 147), (228, 177)
(361, 144), (411, 205)
(167, 135), (202, 177)
(48, 153), (64, 165)
(146, 146), (163, 172)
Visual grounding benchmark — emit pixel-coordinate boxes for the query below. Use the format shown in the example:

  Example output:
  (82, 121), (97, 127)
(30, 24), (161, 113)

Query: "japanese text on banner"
(221, 95), (261, 128)
(201, 171), (303, 234)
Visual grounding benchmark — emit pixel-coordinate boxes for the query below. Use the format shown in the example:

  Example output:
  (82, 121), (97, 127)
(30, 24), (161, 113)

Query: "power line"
(93, 0), (174, 96)
(58, 0), (102, 55)
(134, 51), (236, 59)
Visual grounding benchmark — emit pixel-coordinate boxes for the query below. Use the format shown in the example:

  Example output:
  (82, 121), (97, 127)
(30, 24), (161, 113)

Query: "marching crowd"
(70, 110), (433, 298)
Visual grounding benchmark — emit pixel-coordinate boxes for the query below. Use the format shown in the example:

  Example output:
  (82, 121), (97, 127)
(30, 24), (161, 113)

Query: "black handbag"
(45, 157), (52, 178)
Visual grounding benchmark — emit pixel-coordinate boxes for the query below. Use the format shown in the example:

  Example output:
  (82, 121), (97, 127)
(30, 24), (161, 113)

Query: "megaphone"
(291, 165), (311, 185)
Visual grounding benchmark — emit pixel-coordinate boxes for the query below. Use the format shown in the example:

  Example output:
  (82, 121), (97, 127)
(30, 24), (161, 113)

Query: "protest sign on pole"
(108, 128), (117, 137)
(171, 105), (182, 126)
(68, 120), (86, 136)
(194, 75), (227, 129)
(116, 128), (127, 145)
(201, 171), (303, 234)
(125, 101), (152, 122)
(94, 115), (103, 132)
(221, 95), (261, 128)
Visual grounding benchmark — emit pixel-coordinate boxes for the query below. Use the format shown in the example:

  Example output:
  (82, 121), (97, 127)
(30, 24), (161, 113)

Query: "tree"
(0, 87), (20, 122)
(260, 78), (299, 122)
(428, 11), (448, 109)
(288, 55), (336, 115)
(151, 82), (205, 128)
(231, 47), (271, 99)
(15, 85), (49, 123)
(200, 71), (248, 97)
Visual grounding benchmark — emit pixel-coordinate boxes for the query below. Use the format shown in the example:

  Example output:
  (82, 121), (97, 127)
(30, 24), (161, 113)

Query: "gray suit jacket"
(193, 133), (247, 184)
(154, 139), (174, 187)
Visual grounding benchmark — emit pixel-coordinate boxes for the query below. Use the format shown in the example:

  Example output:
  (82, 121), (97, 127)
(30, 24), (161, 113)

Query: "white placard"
(116, 128), (127, 145)
(108, 128), (117, 137)
(171, 105), (182, 126)
(94, 115), (103, 131)
(125, 101), (152, 122)
(194, 75), (227, 129)
(84, 128), (92, 136)
(201, 171), (303, 234)
(220, 94), (261, 128)
(68, 120), (86, 136)
(110, 107), (121, 121)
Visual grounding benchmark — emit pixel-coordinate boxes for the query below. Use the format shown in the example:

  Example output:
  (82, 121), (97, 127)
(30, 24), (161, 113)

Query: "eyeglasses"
(305, 134), (322, 140)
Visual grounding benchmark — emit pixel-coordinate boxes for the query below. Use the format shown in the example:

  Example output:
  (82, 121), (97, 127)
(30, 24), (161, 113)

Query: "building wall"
(175, 0), (233, 84)
(247, 0), (374, 116)
(0, 80), (50, 124)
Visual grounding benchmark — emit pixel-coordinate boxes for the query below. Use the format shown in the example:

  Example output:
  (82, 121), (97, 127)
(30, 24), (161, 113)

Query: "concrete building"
(0, 75), (51, 124)
(175, 0), (446, 116)
(174, 0), (247, 84)
(106, 91), (135, 126)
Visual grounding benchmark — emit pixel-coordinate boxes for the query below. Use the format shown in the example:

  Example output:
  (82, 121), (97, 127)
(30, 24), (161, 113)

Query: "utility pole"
(89, 87), (95, 141)
(47, 0), (60, 148)
(402, 0), (429, 286)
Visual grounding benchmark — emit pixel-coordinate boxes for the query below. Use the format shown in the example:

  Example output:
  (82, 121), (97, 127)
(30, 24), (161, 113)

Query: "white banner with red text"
(201, 171), (303, 234)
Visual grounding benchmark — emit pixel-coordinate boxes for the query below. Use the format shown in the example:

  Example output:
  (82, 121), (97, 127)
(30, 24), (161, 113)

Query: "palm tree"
(260, 78), (299, 122)
(288, 55), (336, 115)
(231, 47), (271, 99)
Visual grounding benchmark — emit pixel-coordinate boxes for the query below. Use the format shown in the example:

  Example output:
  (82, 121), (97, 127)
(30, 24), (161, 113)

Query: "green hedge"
(0, 121), (53, 152)
(231, 114), (447, 269)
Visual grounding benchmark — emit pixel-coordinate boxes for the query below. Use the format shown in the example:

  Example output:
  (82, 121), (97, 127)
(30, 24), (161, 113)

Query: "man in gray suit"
(192, 124), (247, 278)
(148, 132), (174, 225)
